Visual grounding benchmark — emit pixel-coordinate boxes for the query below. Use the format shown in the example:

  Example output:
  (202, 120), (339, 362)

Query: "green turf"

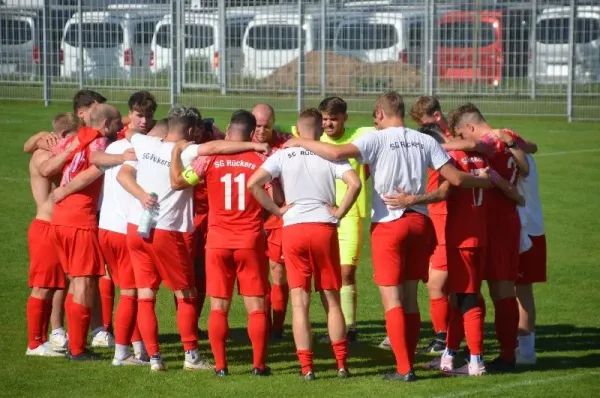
(1, 100), (599, 397)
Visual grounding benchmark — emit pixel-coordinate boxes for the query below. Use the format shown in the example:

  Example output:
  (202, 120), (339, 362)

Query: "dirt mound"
(264, 51), (421, 93)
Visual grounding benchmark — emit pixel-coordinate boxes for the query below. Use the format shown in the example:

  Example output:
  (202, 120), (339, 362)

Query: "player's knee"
(120, 288), (137, 297)
(210, 297), (230, 312)
(341, 266), (356, 285)
(176, 288), (197, 299)
(456, 293), (479, 315)
(31, 287), (53, 299)
(137, 287), (156, 299)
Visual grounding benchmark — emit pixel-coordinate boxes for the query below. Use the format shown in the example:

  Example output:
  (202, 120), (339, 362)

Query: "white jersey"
(353, 127), (450, 223)
(260, 148), (353, 227)
(517, 154), (545, 236)
(126, 134), (194, 233)
(98, 139), (133, 234)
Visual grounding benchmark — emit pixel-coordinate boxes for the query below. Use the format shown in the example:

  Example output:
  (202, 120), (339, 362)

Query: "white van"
(60, 9), (166, 80)
(150, 10), (256, 83)
(529, 6), (600, 84)
(0, 9), (40, 78)
(333, 11), (424, 67)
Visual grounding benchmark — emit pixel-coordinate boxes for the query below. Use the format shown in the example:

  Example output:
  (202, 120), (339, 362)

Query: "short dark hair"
(298, 108), (323, 135)
(229, 110), (256, 139)
(447, 103), (486, 135)
(128, 91), (157, 115)
(418, 123), (446, 144)
(318, 97), (347, 115)
(73, 89), (107, 113)
(410, 96), (442, 123)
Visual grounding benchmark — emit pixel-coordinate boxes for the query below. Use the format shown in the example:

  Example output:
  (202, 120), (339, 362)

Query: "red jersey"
(445, 150), (488, 248)
(116, 125), (128, 141)
(51, 127), (107, 229)
(191, 151), (267, 249)
(426, 169), (447, 215)
(261, 130), (291, 230)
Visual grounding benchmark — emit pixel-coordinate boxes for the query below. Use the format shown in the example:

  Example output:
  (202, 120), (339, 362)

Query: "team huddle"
(23, 89), (545, 381)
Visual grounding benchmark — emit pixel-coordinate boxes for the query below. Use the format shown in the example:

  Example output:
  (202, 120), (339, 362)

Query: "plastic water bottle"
(138, 192), (158, 238)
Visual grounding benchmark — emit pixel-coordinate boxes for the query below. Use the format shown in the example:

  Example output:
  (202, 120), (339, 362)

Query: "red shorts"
(126, 223), (194, 291)
(447, 247), (485, 294)
(193, 213), (208, 262)
(205, 244), (268, 299)
(517, 234), (547, 285)
(98, 229), (136, 289)
(266, 227), (284, 264)
(282, 223), (341, 292)
(28, 219), (66, 289)
(51, 224), (105, 278)
(371, 212), (435, 286)
(485, 213), (520, 281)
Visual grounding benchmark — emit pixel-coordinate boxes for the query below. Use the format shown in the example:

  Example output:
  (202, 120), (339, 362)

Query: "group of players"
(23, 88), (546, 381)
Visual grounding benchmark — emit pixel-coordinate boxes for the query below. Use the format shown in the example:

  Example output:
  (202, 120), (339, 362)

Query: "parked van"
(0, 9), (40, 78)
(333, 11), (424, 68)
(60, 9), (166, 80)
(436, 10), (504, 86)
(529, 6), (600, 84)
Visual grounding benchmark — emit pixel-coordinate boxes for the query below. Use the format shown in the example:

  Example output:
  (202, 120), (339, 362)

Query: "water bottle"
(138, 192), (158, 238)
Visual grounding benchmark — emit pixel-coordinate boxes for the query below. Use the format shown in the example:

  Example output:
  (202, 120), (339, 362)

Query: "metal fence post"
(170, 0), (179, 107)
(320, 0), (326, 97)
(77, 0), (83, 89)
(218, 0), (227, 95)
(567, 0), (575, 122)
(429, 0), (436, 96)
(42, 0), (51, 106)
(177, 0), (183, 95)
(297, 0), (305, 113)
(530, 0), (537, 100)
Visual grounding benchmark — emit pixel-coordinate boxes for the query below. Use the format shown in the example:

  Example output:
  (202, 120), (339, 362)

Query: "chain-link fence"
(0, 0), (598, 120)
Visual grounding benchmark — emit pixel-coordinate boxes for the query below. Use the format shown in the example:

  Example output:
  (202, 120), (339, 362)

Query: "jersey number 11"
(220, 173), (246, 211)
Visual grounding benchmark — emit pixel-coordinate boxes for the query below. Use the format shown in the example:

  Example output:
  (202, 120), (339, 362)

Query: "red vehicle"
(436, 11), (504, 86)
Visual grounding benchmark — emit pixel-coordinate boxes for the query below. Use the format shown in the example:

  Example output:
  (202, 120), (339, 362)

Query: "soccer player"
(172, 110), (272, 376)
(248, 109), (361, 380)
(283, 92), (491, 381)
(47, 104), (123, 360)
(25, 113), (81, 357)
(252, 103), (291, 339)
(72, 89), (108, 125)
(445, 103), (533, 371)
(116, 90), (157, 139)
(316, 97), (368, 343)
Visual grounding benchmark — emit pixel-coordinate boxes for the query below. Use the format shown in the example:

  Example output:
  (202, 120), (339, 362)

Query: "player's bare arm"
(438, 162), (491, 189)
(284, 138), (361, 161)
(491, 129), (538, 154)
(170, 140), (193, 190)
(247, 169), (291, 217)
(384, 180), (450, 209)
(441, 139), (493, 155)
(52, 165), (104, 203)
(490, 170), (526, 206)
(38, 138), (80, 178)
(196, 140), (270, 156)
(90, 148), (136, 167)
(330, 169), (361, 220)
(269, 180), (285, 207)
(117, 164), (157, 209)
(24, 132), (57, 154)
(509, 147), (530, 177)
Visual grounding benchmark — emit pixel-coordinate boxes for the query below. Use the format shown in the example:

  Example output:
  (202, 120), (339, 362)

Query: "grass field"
(1, 99), (599, 397)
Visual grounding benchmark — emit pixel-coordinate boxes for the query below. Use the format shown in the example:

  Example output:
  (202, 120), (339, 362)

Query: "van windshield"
(438, 21), (497, 48)
(0, 18), (33, 45)
(65, 22), (124, 48)
(336, 23), (399, 51)
(155, 24), (215, 49)
(246, 25), (305, 50)
(536, 17), (600, 44)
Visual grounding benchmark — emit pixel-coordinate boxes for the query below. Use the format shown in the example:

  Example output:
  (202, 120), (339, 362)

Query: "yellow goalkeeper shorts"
(338, 216), (363, 266)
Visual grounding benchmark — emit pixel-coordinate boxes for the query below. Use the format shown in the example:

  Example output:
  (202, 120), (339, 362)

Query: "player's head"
(73, 89), (107, 125)
(373, 91), (405, 129)
(167, 106), (199, 141)
(448, 103), (487, 140)
(128, 91), (157, 133)
(187, 107), (205, 143)
(318, 96), (348, 138)
(89, 103), (122, 141)
(52, 112), (82, 138)
(296, 108), (323, 141)
(251, 103), (275, 143)
(227, 110), (256, 142)
(148, 118), (168, 138)
(418, 123), (447, 145)
(410, 96), (445, 127)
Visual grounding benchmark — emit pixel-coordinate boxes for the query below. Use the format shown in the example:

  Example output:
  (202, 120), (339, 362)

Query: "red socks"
(27, 296), (50, 349)
(446, 306), (465, 351)
(296, 349), (313, 375)
(404, 312), (420, 367)
(99, 277), (114, 332)
(494, 297), (518, 362)
(385, 307), (411, 374)
(131, 323), (142, 343)
(114, 295), (137, 346)
(429, 297), (449, 334)
(463, 306), (484, 356)
(331, 338), (348, 370)
(270, 283), (289, 334)
(65, 293), (74, 336)
(137, 298), (159, 357)
(69, 301), (91, 356)
(208, 309), (229, 370)
(248, 310), (269, 370)
(176, 297), (198, 352)
(41, 298), (52, 343)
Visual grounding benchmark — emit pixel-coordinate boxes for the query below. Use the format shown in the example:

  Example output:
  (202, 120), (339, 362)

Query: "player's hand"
(327, 204), (341, 219)
(383, 188), (415, 209)
(490, 129), (515, 146)
(515, 193), (526, 207)
(139, 192), (158, 210)
(254, 142), (271, 155)
(66, 137), (80, 152)
(283, 137), (302, 148)
(122, 148), (137, 162)
(277, 203), (294, 217)
(51, 187), (67, 203)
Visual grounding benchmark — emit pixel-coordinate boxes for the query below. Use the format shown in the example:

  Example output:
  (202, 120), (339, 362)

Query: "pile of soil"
(264, 51), (421, 93)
